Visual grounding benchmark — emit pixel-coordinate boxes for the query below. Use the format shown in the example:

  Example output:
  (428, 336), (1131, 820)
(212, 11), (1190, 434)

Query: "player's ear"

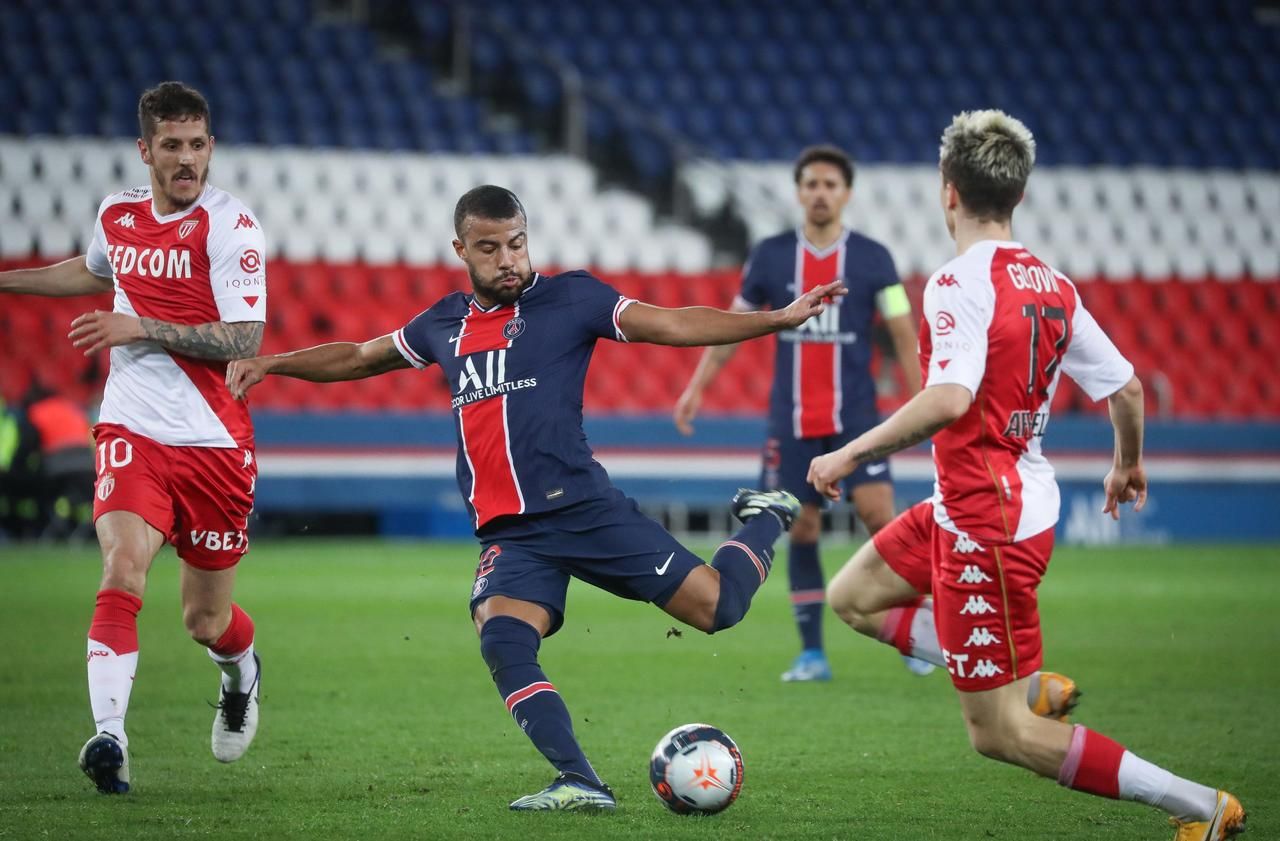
(137, 137), (151, 166)
(452, 238), (466, 261)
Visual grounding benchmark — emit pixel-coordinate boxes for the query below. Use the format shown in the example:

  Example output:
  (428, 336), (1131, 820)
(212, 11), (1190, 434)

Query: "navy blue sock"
(479, 616), (601, 785)
(709, 508), (784, 631)
(787, 540), (825, 652)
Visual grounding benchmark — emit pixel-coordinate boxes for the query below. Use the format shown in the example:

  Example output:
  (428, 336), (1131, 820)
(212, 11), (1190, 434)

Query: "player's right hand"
(226, 357), (269, 400)
(673, 388), (701, 436)
(777, 280), (847, 329)
(1101, 462), (1148, 520)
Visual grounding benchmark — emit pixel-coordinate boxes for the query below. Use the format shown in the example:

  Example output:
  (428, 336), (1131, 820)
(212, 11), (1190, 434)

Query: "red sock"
(88, 589), (143, 654)
(878, 596), (925, 656)
(209, 603), (254, 656)
(1058, 724), (1125, 799)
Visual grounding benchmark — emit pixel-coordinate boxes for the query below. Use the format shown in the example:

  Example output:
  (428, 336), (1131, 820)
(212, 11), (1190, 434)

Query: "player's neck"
(953, 217), (1014, 255)
(801, 221), (844, 250)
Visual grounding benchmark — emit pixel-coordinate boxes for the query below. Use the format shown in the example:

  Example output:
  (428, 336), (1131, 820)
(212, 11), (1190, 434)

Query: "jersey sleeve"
(393, 308), (436, 369)
(566, 271), (634, 342)
(870, 244), (910, 318)
(84, 200), (112, 278)
(737, 247), (768, 309)
(922, 267), (994, 396)
(207, 204), (267, 323)
(1060, 297), (1135, 401)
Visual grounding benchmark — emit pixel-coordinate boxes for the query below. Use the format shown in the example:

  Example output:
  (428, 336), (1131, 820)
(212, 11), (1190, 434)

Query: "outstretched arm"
(673, 298), (756, 436)
(226, 334), (412, 400)
(68, 312), (264, 360)
(0, 256), (113, 297)
(1101, 375), (1147, 519)
(621, 280), (845, 347)
(808, 383), (972, 500)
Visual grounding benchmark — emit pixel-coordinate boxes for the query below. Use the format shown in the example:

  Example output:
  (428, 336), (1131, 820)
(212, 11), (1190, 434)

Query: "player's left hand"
(807, 449), (855, 501)
(1102, 462), (1148, 520)
(776, 280), (847, 329)
(68, 310), (144, 355)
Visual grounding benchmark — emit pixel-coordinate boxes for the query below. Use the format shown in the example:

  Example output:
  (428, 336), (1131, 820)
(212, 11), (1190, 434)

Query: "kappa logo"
(115, 212), (136, 229)
(243, 449), (254, 468)
(959, 595), (997, 615)
(96, 473), (115, 501)
(964, 626), (1002, 647)
(937, 274), (959, 287)
(502, 317), (526, 340)
(956, 564), (992, 585)
(178, 219), (198, 238)
(971, 659), (1005, 678)
(234, 213), (257, 230)
(953, 534), (983, 554)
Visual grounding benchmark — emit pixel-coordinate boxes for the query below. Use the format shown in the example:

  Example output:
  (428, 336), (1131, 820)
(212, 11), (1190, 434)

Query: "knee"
(478, 615), (541, 670)
(687, 591), (719, 635)
(963, 713), (1033, 764)
(100, 545), (148, 596)
(183, 605), (229, 647)
(858, 508), (893, 536)
(828, 588), (876, 635)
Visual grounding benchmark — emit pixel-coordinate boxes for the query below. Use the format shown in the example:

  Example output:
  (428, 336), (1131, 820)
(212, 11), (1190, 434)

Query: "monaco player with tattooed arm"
(0, 82), (266, 794)
(808, 111), (1245, 841)
(227, 185), (843, 811)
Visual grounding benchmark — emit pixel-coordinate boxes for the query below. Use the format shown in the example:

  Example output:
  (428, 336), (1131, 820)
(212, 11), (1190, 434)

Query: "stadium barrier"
(253, 413), (1280, 544)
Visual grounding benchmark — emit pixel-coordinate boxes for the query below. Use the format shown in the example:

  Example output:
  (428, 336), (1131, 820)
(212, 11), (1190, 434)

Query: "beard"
(162, 165), (207, 209)
(471, 266), (533, 306)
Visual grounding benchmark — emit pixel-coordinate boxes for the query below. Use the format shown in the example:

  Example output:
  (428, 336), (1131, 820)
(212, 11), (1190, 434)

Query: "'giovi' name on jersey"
(779, 300), (856, 344)
(451, 349), (537, 410)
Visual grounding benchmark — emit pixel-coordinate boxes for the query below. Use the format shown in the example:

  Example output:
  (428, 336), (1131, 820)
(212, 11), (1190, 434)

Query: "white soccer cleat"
(211, 653), (260, 763)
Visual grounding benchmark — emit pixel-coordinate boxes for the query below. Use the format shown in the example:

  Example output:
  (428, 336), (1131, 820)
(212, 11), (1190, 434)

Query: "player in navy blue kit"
(227, 186), (845, 811)
(675, 146), (924, 682)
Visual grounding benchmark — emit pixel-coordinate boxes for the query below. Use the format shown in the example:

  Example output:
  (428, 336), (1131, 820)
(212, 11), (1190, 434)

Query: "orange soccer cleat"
(1028, 671), (1081, 721)
(1170, 791), (1247, 841)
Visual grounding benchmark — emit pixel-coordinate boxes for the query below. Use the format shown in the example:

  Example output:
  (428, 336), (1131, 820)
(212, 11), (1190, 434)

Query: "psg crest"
(502, 317), (526, 340)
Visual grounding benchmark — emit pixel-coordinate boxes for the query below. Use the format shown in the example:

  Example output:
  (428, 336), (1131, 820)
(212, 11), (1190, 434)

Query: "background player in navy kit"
(227, 186), (845, 811)
(675, 146), (923, 682)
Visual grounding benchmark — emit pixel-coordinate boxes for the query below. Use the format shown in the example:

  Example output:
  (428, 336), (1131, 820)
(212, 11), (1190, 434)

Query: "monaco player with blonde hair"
(808, 111), (1245, 841)
(0, 82), (267, 794)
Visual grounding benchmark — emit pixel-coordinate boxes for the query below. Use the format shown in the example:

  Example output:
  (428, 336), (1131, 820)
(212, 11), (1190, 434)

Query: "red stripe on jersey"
(794, 244), (841, 438)
(456, 303), (514, 356)
(459, 393), (524, 528)
(504, 680), (556, 714)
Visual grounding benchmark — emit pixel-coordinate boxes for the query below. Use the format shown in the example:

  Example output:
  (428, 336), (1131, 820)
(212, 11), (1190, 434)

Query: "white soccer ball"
(648, 723), (744, 815)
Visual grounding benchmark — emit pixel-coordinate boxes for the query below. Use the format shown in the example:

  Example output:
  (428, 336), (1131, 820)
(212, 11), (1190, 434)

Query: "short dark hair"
(453, 185), (527, 237)
(793, 145), (854, 187)
(137, 81), (211, 142)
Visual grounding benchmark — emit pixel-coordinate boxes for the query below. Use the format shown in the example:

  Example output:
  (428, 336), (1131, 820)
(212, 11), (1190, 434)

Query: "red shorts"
(931, 525), (1053, 692)
(871, 500), (934, 595)
(92, 423), (256, 570)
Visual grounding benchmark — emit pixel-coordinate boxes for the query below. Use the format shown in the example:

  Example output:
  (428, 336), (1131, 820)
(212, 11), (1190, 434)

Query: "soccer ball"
(648, 723), (744, 815)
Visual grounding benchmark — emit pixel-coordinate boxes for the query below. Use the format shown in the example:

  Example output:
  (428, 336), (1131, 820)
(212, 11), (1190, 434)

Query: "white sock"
(208, 643), (258, 694)
(907, 599), (944, 664)
(1118, 751), (1219, 821)
(87, 638), (138, 747)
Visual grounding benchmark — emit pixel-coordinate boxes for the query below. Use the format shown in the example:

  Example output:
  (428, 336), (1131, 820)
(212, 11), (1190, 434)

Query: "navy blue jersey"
(393, 271), (634, 530)
(739, 229), (899, 439)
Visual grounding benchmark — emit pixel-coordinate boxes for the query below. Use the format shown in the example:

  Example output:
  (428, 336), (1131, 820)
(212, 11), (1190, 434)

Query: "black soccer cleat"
(78, 732), (130, 794)
(730, 488), (802, 530)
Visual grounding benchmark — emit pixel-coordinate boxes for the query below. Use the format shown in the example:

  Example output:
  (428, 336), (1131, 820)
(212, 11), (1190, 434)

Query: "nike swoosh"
(654, 552), (674, 575)
(866, 464), (888, 475)
(448, 332), (466, 343)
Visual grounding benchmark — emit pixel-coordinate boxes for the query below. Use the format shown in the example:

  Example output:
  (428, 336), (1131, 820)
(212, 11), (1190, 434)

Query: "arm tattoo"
(140, 319), (264, 360)
(848, 417), (952, 463)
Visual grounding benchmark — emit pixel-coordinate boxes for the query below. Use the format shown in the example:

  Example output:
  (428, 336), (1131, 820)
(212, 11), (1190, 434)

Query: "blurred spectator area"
(3, 259), (1277, 419)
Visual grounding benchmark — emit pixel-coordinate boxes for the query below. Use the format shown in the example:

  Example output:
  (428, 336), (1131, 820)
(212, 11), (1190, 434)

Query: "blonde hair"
(939, 110), (1035, 220)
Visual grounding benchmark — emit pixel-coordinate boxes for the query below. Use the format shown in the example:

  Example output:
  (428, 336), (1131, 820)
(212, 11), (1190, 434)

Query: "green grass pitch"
(2, 539), (1276, 840)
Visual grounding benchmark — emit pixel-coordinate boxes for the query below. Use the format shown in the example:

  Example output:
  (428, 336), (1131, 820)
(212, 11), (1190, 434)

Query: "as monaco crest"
(97, 473), (115, 501)
(502, 317), (526, 340)
(178, 219), (198, 239)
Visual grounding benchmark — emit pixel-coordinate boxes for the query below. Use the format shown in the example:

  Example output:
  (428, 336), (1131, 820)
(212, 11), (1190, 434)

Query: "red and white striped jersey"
(921, 240), (1133, 543)
(85, 184), (266, 448)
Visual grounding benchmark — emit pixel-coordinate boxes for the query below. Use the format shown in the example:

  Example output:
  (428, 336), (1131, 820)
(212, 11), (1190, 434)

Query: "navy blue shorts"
(469, 489), (704, 636)
(761, 419), (892, 506)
